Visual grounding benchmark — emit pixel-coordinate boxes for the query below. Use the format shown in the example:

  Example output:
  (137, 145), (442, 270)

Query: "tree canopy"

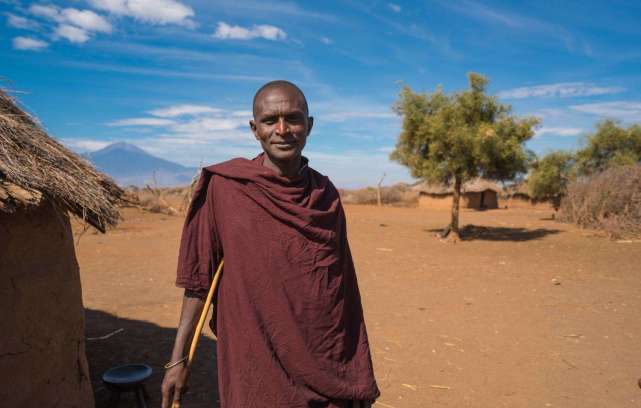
(391, 73), (539, 239)
(391, 74), (538, 184)
(527, 151), (575, 210)
(576, 120), (641, 175)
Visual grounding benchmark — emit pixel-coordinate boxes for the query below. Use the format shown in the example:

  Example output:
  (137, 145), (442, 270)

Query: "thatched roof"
(0, 89), (123, 232)
(413, 178), (502, 195)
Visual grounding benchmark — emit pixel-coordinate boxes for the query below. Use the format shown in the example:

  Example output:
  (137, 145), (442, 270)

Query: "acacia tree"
(576, 120), (641, 175)
(391, 73), (539, 240)
(527, 151), (575, 211)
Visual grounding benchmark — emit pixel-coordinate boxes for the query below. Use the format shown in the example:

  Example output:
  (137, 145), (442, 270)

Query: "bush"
(560, 165), (641, 237)
(339, 183), (418, 207)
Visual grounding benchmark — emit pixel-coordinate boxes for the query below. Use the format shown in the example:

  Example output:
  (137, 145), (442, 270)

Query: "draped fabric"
(176, 154), (379, 407)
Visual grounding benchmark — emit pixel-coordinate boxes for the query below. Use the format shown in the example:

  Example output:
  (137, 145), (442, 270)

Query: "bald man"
(161, 81), (380, 408)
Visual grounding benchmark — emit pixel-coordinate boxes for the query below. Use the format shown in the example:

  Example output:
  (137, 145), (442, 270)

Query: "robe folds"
(176, 154), (380, 407)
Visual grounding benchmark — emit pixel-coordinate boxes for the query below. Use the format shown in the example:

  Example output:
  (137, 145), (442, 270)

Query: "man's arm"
(160, 294), (205, 408)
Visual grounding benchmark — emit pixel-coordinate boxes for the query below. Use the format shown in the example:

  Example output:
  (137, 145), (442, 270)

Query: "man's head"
(250, 80), (313, 166)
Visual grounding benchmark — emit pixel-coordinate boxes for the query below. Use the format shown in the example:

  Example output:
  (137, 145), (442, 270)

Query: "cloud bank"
(498, 82), (624, 99)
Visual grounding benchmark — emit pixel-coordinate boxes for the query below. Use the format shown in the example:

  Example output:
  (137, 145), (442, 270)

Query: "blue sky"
(2, 0), (641, 187)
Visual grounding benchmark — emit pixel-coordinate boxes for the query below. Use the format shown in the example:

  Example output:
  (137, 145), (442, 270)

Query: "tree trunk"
(449, 176), (462, 241)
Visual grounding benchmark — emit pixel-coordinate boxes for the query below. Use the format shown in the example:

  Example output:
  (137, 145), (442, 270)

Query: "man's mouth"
(273, 141), (297, 149)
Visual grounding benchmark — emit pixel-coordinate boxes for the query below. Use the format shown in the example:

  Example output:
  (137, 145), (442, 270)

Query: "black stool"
(102, 364), (152, 408)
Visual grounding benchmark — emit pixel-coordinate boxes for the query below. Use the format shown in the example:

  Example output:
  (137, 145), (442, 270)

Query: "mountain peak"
(95, 142), (147, 155)
(84, 141), (197, 186)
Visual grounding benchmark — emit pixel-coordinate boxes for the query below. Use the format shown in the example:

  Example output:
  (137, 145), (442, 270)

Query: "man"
(161, 81), (380, 407)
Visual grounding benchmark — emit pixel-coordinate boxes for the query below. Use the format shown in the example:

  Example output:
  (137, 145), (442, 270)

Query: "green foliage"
(528, 151), (575, 210)
(391, 73), (539, 185)
(576, 120), (641, 175)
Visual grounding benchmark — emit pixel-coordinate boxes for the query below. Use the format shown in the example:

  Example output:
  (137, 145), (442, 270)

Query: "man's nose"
(276, 118), (289, 135)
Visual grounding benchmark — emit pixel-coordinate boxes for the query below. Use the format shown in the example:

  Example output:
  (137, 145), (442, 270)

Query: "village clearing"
(76, 205), (641, 408)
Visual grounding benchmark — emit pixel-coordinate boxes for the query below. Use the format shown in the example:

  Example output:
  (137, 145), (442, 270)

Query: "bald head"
(252, 80), (309, 118)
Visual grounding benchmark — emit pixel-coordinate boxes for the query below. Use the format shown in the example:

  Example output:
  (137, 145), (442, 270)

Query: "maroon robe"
(176, 154), (380, 407)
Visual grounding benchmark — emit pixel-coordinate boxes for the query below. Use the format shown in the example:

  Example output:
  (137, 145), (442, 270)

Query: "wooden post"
(377, 172), (386, 207)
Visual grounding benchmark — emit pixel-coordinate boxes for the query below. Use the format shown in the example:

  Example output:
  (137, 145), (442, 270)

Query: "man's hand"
(161, 364), (188, 408)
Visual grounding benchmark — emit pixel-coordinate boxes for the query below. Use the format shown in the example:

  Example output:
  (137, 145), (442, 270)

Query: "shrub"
(560, 165), (641, 237)
(339, 183), (418, 207)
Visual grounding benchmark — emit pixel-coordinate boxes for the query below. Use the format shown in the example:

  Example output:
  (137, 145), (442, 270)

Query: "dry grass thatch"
(0, 89), (123, 232)
(413, 178), (502, 195)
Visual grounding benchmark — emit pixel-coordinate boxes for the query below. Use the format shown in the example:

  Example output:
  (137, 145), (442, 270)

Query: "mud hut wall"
(464, 191), (498, 209)
(0, 201), (94, 407)
(419, 191), (498, 210)
(464, 192), (482, 209)
(482, 190), (498, 209)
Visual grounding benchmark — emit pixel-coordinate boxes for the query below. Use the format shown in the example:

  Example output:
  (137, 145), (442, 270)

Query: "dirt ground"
(75, 205), (641, 408)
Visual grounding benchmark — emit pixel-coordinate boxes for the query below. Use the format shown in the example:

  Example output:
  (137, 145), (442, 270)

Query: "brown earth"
(75, 205), (641, 408)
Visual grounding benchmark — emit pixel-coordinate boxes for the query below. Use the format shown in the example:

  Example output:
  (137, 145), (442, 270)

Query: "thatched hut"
(0, 89), (123, 407)
(502, 183), (553, 210)
(413, 178), (501, 210)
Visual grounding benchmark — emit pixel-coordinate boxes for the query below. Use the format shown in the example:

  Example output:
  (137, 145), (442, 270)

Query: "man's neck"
(262, 154), (302, 179)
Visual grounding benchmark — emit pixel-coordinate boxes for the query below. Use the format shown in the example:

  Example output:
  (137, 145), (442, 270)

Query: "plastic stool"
(102, 364), (152, 408)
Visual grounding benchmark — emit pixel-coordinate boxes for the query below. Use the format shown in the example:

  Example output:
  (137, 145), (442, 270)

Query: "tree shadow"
(85, 308), (219, 408)
(424, 224), (562, 242)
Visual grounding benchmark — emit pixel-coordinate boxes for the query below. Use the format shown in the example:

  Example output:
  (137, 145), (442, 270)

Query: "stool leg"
(142, 384), (150, 402)
(107, 390), (121, 408)
(135, 385), (149, 408)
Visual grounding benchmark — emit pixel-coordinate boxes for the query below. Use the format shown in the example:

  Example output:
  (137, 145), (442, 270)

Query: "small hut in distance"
(413, 178), (501, 210)
(0, 89), (123, 407)
(502, 182), (553, 210)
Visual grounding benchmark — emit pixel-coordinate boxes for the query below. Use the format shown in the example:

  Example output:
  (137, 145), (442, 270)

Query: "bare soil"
(75, 205), (641, 408)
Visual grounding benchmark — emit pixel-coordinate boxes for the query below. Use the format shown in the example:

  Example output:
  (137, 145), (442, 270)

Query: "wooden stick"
(172, 259), (224, 408)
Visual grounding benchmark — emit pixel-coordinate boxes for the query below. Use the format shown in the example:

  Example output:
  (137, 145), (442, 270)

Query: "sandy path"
(76, 205), (641, 407)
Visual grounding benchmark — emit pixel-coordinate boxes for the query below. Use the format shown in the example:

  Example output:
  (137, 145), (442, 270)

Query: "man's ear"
(249, 119), (259, 140)
(307, 116), (314, 136)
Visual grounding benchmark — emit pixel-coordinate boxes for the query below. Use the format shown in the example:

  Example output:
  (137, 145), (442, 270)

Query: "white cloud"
(29, 4), (60, 20)
(321, 111), (396, 122)
(498, 82), (624, 99)
(6, 13), (40, 30)
(109, 117), (177, 126)
(12, 36), (48, 51)
(29, 4), (113, 44)
(149, 104), (222, 117)
(108, 105), (252, 140)
(89, 0), (195, 26)
(388, 3), (401, 12)
(61, 8), (112, 33)
(213, 21), (287, 41)
(320, 36), (332, 45)
(535, 127), (584, 137)
(55, 24), (91, 43)
(570, 101), (641, 122)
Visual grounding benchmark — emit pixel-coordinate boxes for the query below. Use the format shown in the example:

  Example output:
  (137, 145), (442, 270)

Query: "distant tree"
(576, 120), (641, 175)
(391, 73), (539, 240)
(527, 151), (575, 211)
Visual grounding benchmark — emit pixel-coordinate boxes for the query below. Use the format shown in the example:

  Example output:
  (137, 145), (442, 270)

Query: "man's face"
(250, 86), (313, 164)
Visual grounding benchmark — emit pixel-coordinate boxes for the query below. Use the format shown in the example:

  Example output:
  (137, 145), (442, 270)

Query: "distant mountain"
(84, 142), (199, 187)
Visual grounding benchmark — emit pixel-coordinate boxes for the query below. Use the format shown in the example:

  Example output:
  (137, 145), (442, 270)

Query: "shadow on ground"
(425, 224), (562, 241)
(85, 308), (219, 408)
